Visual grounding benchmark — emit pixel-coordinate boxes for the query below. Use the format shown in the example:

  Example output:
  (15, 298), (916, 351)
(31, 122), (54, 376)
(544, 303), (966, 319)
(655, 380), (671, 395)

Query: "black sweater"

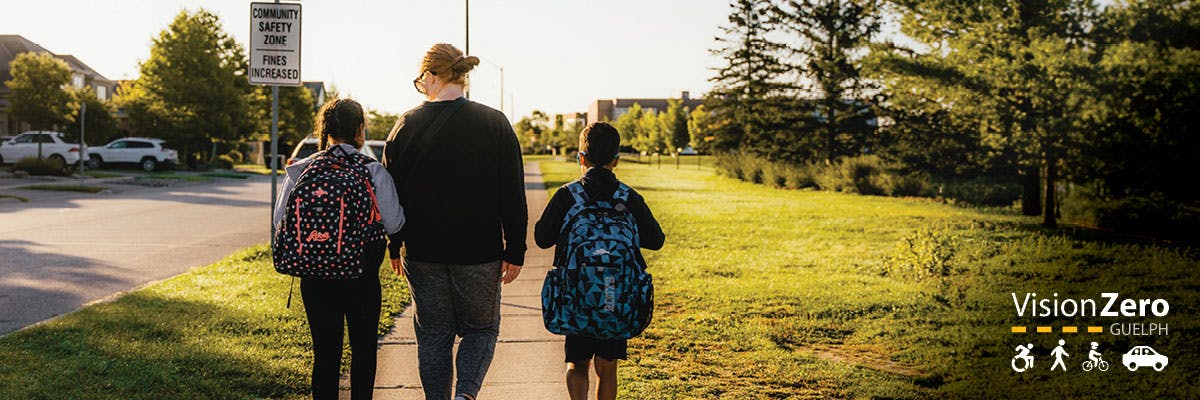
(534, 167), (665, 267)
(383, 98), (527, 266)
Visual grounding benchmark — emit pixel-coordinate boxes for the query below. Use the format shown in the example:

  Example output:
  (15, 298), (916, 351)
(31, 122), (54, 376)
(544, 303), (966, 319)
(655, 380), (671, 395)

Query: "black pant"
(300, 240), (386, 400)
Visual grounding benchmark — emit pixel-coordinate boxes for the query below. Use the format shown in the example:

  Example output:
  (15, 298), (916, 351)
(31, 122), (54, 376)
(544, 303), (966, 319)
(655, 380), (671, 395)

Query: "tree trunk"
(1042, 155), (1058, 228)
(1020, 164), (1041, 216)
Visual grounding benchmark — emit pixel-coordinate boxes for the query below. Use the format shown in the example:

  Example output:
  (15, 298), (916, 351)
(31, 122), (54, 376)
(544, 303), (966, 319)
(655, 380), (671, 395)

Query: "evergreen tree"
(774, 0), (882, 163)
(708, 0), (790, 153)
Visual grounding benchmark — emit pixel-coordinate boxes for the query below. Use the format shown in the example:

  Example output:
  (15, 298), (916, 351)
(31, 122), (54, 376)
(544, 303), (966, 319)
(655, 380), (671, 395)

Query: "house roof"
(0, 34), (112, 91)
(0, 34), (54, 86)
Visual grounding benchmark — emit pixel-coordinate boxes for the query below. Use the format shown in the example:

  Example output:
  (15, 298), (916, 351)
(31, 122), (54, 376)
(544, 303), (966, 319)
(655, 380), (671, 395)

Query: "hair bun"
(453, 55), (480, 73)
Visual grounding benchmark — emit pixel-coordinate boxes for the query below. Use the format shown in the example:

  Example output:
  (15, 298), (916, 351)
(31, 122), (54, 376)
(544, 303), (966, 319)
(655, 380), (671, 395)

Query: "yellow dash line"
(1011, 326), (1027, 333)
(1088, 326), (1103, 333)
(1036, 326), (1052, 333)
(1062, 326), (1078, 333)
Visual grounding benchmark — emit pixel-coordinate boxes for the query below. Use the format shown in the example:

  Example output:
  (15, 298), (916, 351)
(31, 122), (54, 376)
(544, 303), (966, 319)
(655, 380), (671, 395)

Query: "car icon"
(1122, 346), (1168, 371)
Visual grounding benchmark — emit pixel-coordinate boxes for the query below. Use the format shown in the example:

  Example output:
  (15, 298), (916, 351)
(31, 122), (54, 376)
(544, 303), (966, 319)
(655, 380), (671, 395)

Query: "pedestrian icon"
(1011, 343), (1035, 372)
(1082, 342), (1109, 372)
(1050, 339), (1069, 371)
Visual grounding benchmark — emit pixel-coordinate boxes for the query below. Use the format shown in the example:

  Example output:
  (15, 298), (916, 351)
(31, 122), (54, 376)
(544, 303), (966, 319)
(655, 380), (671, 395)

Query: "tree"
(119, 9), (257, 167)
(639, 110), (663, 154)
(879, 0), (1099, 227)
(709, 0), (791, 153)
(251, 86), (315, 151)
(65, 88), (122, 146)
(366, 109), (398, 141)
(5, 52), (75, 158)
(687, 104), (716, 153)
(662, 98), (691, 152)
(612, 103), (644, 147)
(1077, 0), (1200, 204)
(775, 0), (882, 163)
(514, 110), (551, 153)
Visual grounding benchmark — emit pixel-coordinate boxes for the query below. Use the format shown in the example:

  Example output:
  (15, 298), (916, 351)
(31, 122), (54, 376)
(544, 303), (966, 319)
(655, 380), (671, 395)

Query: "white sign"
(249, 2), (301, 86)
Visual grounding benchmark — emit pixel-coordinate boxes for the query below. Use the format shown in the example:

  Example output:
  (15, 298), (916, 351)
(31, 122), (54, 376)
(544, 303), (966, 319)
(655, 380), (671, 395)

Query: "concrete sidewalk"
(343, 162), (566, 399)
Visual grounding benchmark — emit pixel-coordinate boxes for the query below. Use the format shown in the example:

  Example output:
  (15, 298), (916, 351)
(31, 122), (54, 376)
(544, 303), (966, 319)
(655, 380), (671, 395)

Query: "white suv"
(88, 137), (179, 171)
(0, 131), (82, 167)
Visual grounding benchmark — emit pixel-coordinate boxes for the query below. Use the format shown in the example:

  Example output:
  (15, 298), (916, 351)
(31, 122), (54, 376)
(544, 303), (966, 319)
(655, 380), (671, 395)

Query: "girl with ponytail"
(272, 98), (405, 400)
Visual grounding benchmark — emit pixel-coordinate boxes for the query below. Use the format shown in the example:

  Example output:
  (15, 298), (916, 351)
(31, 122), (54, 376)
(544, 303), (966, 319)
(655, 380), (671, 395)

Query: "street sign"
(249, 1), (301, 239)
(249, 2), (301, 86)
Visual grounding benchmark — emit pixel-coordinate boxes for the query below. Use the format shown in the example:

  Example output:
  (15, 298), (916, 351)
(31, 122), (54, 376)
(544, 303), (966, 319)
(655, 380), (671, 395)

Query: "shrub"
(938, 179), (1021, 207)
(814, 155), (888, 195)
(209, 154), (235, 170)
(1092, 194), (1200, 239)
(783, 163), (817, 190)
(885, 173), (934, 197)
(760, 160), (789, 188)
(226, 150), (244, 164)
(14, 157), (66, 176)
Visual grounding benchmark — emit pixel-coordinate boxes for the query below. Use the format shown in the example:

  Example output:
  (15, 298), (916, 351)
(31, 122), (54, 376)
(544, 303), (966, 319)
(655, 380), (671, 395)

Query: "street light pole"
(480, 58), (505, 115)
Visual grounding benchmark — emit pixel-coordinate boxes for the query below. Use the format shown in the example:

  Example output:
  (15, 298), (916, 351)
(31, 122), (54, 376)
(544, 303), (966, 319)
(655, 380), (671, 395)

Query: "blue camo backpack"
(272, 146), (385, 279)
(541, 181), (654, 340)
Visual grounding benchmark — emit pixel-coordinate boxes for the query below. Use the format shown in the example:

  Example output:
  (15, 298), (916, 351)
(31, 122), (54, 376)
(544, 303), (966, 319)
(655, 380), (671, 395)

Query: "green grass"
(16, 184), (107, 193)
(83, 171), (126, 178)
(138, 173), (211, 182)
(538, 158), (1199, 399)
(0, 194), (30, 202)
(234, 164), (286, 176)
(200, 172), (251, 179)
(0, 244), (410, 400)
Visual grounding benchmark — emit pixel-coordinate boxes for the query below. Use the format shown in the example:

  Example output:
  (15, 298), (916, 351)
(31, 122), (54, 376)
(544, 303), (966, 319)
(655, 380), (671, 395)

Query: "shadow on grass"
(0, 291), (309, 400)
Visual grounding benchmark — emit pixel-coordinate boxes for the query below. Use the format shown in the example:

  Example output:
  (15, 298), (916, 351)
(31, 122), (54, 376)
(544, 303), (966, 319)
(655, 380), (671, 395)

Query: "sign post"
(249, 1), (301, 235)
(78, 101), (86, 186)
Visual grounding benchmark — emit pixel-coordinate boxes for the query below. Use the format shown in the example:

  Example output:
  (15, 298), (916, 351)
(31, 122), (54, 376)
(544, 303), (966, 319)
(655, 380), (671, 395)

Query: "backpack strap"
(613, 183), (631, 203)
(394, 97), (468, 188)
(566, 181), (588, 204)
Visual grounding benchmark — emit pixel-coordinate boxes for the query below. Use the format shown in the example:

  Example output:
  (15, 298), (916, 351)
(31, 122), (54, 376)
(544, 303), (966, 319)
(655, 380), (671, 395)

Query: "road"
(0, 176), (272, 334)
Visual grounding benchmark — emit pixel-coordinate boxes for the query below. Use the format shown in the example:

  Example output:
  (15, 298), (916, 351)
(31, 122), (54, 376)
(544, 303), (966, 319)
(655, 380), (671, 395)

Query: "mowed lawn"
(538, 158), (1198, 399)
(0, 245), (410, 400)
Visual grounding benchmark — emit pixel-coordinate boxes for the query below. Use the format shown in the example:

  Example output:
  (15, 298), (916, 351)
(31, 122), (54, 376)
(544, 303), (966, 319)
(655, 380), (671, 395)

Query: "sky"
(1, 0), (732, 119)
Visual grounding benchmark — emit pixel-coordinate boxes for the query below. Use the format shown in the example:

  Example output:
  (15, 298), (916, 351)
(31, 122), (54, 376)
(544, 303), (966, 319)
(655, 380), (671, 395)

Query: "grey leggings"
(404, 259), (502, 400)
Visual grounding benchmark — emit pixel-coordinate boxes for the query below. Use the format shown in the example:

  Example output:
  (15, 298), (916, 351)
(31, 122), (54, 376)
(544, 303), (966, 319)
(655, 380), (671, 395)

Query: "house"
(587, 91), (703, 125)
(0, 35), (115, 135)
(303, 81), (325, 111)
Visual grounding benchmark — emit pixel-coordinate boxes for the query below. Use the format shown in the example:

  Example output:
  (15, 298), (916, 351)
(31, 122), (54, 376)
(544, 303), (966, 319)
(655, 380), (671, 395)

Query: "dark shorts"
(565, 335), (627, 363)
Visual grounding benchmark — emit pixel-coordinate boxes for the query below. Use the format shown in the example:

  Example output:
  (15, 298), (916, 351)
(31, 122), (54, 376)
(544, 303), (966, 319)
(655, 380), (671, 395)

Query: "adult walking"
(382, 43), (527, 400)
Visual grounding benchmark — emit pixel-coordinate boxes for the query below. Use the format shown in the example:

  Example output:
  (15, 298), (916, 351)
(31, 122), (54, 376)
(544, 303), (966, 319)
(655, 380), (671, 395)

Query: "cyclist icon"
(1012, 343), (1035, 372)
(1082, 342), (1110, 372)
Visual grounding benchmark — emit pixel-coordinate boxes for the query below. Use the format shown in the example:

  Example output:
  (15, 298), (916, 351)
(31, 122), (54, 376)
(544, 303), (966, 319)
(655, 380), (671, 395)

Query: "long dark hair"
(314, 98), (365, 151)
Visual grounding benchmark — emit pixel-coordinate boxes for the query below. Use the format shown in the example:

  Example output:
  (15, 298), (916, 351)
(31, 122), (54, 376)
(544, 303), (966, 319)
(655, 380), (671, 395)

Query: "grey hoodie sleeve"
(368, 162), (405, 235)
(271, 173), (296, 230)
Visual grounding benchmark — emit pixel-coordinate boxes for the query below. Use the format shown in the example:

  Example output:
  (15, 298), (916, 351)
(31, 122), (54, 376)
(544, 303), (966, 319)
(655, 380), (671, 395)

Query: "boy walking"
(534, 122), (665, 400)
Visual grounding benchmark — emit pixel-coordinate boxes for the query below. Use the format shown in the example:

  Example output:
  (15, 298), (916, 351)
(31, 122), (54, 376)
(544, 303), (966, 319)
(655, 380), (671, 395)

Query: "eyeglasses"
(413, 71), (435, 95)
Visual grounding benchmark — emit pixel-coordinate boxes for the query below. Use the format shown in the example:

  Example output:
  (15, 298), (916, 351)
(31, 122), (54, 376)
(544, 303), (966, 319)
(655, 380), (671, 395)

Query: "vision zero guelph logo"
(1008, 292), (1170, 373)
